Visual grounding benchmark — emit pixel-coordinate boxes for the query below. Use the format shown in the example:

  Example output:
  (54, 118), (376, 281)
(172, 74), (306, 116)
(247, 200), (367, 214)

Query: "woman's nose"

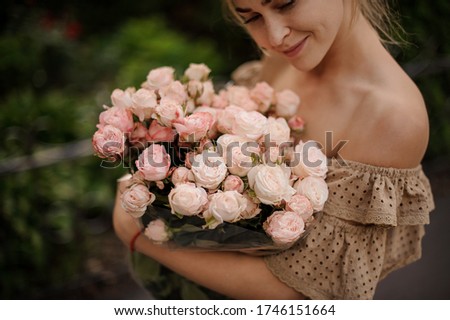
(265, 19), (290, 48)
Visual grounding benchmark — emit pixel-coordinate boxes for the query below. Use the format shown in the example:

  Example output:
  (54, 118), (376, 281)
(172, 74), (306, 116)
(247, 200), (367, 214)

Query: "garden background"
(1, 0), (449, 299)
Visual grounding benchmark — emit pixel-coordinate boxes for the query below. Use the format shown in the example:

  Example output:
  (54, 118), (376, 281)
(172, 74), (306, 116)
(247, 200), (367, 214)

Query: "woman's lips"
(282, 36), (309, 58)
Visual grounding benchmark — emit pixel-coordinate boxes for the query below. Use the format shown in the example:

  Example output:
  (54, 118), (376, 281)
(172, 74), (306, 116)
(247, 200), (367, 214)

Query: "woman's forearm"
(133, 235), (304, 300)
(113, 180), (304, 299)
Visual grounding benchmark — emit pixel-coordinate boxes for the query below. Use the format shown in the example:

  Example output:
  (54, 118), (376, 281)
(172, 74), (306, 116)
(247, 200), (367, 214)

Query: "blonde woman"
(113, 0), (434, 299)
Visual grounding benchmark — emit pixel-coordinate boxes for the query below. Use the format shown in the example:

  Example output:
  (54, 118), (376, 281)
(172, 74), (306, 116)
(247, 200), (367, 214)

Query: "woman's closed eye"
(243, 14), (262, 25)
(278, 0), (296, 11)
(241, 0), (297, 25)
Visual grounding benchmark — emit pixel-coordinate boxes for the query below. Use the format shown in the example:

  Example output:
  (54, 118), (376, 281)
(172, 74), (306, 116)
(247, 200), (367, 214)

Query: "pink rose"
(266, 116), (291, 146)
(131, 88), (157, 121)
(232, 110), (268, 140)
(171, 167), (191, 185)
(250, 81), (274, 113)
(275, 89), (300, 118)
(185, 99), (196, 114)
(286, 194), (314, 221)
(263, 211), (305, 245)
(120, 183), (155, 218)
(154, 98), (185, 127)
(247, 164), (296, 205)
(216, 105), (245, 134)
(136, 144), (171, 181)
(144, 219), (171, 243)
(216, 134), (259, 177)
(172, 112), (214, 142)
(216, 134), (254, 155)
(211, 89), (229, 109)
(197, 80), (215, 106)
(145, 67), (175, 90)
(227, 144), (256, 177)
(222, 175), (245, 193)
(292, 141), (328, 179)
(129, 122), (148, 147)
(227, 85), (258, 111)
(201, 105), (222, 119)
(147, 120), (175, 142)
(288, 115), (305, 132)
(98, 106), (134, 133)
(191, 151), (227, 190)
(204, 191), (247, 225)
(240, 193), (262, 219)
(187, 80), (213, 105)
(168, 183), (208, 216)
(184, 151), (196, 169)
(184, 63), (211, 81)
(92, 125), (124, 159)
(263, 145), (282, 165)
(193, 106), (220, 139)
(197, 138), (215, 153)
(159, 81), (187, 105)
(187, 80), (203, 98)
(111, 88), (134, 109)
(294, 176), (329, 211)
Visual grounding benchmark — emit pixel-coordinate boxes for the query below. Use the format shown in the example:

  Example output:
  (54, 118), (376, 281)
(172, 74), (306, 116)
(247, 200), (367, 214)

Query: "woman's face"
(231, 0), (348, 71)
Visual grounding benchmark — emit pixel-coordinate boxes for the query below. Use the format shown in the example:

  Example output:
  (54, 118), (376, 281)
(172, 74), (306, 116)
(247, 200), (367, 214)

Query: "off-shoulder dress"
(264, 159), (434, 299)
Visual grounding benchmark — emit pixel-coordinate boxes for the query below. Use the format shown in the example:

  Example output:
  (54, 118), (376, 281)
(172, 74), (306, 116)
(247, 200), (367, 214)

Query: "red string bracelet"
(129, 229), (143, 252)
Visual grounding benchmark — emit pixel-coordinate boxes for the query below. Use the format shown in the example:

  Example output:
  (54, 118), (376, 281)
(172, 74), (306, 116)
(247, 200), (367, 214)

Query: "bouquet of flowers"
(92, 63), (329, 255)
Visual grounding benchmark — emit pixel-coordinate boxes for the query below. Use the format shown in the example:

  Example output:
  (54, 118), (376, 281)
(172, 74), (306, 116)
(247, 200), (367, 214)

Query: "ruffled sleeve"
(324, 159), (435, 226)
(264, 160), (435, 299)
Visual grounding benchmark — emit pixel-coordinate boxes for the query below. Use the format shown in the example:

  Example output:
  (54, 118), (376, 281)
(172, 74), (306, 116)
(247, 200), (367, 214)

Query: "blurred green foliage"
(0, 1), (243, 298)
(0, 0), (448, 298)
(395, 1), (450, 160)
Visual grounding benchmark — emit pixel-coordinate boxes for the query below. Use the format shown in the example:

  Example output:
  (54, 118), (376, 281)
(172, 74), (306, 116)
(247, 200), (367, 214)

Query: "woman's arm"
(113, 180), (305, 300)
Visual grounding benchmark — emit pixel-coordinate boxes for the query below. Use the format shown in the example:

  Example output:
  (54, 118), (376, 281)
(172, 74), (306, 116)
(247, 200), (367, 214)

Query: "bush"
(0, 10), (227, 298)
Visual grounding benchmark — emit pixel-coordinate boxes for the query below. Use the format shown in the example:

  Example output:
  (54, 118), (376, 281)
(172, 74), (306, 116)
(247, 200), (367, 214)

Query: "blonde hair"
(223, 0), (406, 47)
(355, 0), (406, 46)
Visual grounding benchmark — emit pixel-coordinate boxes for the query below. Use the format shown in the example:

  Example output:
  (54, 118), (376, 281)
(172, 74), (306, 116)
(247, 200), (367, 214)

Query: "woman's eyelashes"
(243, 14), (261, 25)
(241, 0), (296, 25)
(278, 0), (296, 11)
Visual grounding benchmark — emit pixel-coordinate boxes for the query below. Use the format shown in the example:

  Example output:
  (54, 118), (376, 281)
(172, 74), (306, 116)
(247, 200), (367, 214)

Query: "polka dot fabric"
(324, 160), (434, 226)
(264, 160), (434, 299)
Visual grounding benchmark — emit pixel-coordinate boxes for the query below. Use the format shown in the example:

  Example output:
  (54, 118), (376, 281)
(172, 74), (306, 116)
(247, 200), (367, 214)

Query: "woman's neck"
(258, 10), (396, 97)
(312, 11), (390, 83)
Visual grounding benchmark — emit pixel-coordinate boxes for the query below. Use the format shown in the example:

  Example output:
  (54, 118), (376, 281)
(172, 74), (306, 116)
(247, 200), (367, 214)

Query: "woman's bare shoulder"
(347, 79), (429, 168)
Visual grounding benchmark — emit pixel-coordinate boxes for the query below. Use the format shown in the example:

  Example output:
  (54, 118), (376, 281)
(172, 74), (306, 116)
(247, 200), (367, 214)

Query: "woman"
(113, 0), (434, 299)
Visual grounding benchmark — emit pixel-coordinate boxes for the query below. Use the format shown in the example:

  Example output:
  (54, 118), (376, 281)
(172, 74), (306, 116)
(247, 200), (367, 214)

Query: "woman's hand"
(112, 176), (305, 299)
(112, 177), (142, 247)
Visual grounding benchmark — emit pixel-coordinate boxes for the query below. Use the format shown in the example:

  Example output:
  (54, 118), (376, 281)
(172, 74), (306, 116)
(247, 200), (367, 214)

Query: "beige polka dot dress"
(264, 160), (435, 299)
